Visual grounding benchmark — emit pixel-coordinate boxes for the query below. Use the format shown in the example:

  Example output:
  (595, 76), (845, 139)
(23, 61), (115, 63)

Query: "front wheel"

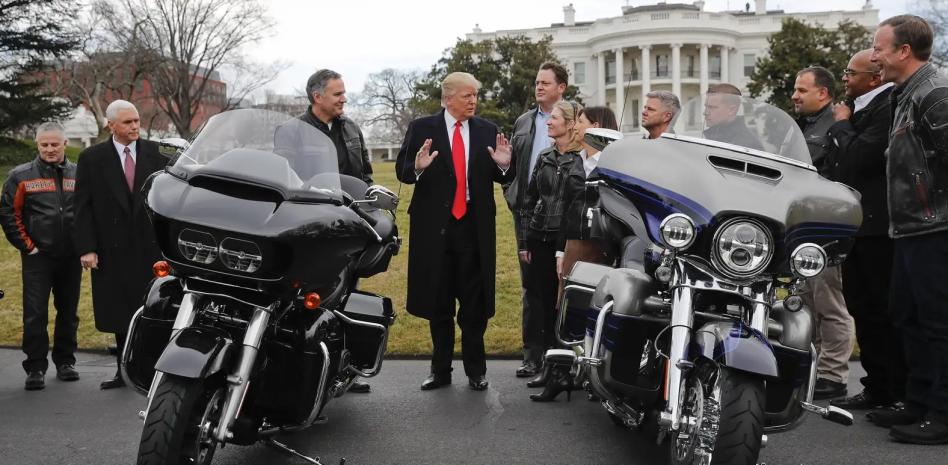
(670, 367), (764, 465)
(137, 375), (225, 465)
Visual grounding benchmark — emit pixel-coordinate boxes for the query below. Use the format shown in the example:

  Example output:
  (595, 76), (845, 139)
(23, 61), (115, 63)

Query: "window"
(709, 55), (721, 79)
(686, 55), (696, 78)
(606, 58), (616, 85)
(631, 99), (639, 127)
(744, 53), (756, 77)
(654, 55), (669, 78)
(629, 59), (639, 80)
(573, 62), (586, 85)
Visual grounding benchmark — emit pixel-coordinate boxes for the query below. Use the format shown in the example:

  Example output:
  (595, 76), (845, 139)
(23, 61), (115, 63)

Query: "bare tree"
(108, 0), (279, 138)
(353, 68), (423, 144)
(910, 0), (947, 68)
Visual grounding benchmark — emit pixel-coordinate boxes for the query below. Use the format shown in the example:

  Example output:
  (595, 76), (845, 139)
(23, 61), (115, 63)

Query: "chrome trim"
(182, 282), (266, 310)
(659, 133), (817, 171)
(710, 217), (774, 280)
(749, 292), (771, 337)
(304, 342), (332, 425)
(120, 307), (147, 396)
(581, 301), (616, 403)
(665, 262), (695, 432)
(806, 344), (817, 403)
(555, 284), (595, 347)
(659, 213), (697, 250)
(213, 303), (275, 442)
(171, 292), (199, 332)
(790, 243), (827, 278)
(332, 310), (388, 378)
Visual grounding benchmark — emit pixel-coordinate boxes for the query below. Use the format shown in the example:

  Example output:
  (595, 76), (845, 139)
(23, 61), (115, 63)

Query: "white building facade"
(466, 1), (879, 134)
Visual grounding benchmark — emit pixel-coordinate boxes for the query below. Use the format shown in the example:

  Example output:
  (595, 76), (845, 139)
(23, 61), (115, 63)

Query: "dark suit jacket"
(395, 110), (514, 320)
(826, 87), (892, 236)
(73, 138), (166, 333)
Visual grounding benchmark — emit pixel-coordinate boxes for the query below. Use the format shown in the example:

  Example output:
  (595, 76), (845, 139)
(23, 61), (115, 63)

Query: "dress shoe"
(348, 380), (370, 393)
(516, 361), (539, 378)
(100, 375), (126, 390)
(867, 402), (925, 428)
(468, 375), (489, 391)
(530, 365), (573, 402)
(25, 371), (45, 391)
(420, 373), (451, 391)
(830, 390), (894, 410)
(526, 363), (551, 388)
(890, 416), (948, 445)
(56, 364), (80, 382)
(812, 378), (847, 400)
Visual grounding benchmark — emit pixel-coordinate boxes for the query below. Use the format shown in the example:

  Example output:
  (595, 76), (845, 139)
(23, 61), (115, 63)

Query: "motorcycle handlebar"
(350, 203), (378, 227)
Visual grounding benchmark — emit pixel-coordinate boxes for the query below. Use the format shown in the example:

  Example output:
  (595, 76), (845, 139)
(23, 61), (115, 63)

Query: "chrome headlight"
(711, 218), (773, 278)
(659, 213), (696, 251)
(790, 243), (826, 278)
(178, 229), (218, 264)
(219, 237), (262, 273)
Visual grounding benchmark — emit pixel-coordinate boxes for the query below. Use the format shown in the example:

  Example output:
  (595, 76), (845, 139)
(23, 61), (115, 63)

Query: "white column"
(720, 46), (730, 83)
(699, 43), (710, 95)
(615, 47), (625, 119)
(387, 147), (393, 161)
(640, 45), (652, 109)
(671, 43), (682, 99)
(597, 52), (606, 106)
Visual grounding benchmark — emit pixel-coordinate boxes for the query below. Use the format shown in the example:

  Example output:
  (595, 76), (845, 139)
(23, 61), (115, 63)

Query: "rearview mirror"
(364, 185), (398, 211)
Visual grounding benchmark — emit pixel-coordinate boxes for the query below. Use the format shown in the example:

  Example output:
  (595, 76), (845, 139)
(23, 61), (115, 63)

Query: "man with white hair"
(641, 90), (680, 139)
(396, 72), (513, 391)
(0, 122), (81, 390)
(73, 99), (166, 389)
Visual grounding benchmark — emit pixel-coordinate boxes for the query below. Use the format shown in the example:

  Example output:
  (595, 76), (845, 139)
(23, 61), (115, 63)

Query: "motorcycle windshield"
(669, 94), (811, 165)
(170, 109), (341, 195)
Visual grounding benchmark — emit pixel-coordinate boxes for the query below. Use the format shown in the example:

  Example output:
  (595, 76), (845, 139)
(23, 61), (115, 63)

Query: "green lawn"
(0, 161), (526, 356)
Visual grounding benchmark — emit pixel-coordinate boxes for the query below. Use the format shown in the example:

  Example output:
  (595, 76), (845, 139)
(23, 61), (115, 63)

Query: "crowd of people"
(1, 13), (946, 447)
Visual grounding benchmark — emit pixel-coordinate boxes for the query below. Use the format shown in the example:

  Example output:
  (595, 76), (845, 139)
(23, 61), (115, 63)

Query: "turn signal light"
(153, 261), (171, 278)
(303, 292), (321, 310)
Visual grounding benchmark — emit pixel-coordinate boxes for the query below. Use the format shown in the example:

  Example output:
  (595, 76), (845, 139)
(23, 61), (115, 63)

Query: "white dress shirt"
(581, 149), (601, 177)
(444, 111), (471, 201)
(853, 82), (894, 114)
(112, 138), (138, 176)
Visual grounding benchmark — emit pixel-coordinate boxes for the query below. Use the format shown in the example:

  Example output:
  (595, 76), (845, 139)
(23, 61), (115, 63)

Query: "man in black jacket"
(0, 123), (81, 390)
(73, 100), (166, 390)
(867, 15), (948, 444)
(792, 66), (854, 400)
(506, 63), (567, 378)
(826, 50), (905, 411)
(298, 69), (373, 185)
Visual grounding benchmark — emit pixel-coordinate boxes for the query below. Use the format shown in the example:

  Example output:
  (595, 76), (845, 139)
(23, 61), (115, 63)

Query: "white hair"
(105, 99), (138, 121)
(440, 72), (482, 106)
(34, 122), (66, 141)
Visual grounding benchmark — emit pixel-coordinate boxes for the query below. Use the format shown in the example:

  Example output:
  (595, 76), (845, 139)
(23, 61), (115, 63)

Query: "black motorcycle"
(553, 96), (859, 465)
(120, 109), (400, 465)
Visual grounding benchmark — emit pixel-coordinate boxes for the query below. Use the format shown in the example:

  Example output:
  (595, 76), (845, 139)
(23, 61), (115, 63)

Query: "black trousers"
(21, 252), (81, 373)
(890, 231), (948, 415)
(523, 238), (558, 360)
(430, 213), (488, 378)
(841, 235), (906, 401)
(513, 212), (539, 364)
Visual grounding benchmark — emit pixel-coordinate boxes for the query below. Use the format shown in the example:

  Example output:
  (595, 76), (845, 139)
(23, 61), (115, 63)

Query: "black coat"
(395, 110), (514, 320)
(826, 87), (892, 237)
(73, 139), (166, 333)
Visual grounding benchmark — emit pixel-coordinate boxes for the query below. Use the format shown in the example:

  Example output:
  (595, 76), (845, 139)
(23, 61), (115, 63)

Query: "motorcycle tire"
(707, 368), (764, 465)
(137, 375), (225, 465)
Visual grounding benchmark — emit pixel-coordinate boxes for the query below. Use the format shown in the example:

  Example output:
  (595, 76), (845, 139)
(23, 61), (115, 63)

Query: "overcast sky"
(246, 0), (909, 98)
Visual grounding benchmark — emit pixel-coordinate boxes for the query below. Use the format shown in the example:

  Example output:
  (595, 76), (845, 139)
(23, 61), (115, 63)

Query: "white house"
(466, 0), (879, 134)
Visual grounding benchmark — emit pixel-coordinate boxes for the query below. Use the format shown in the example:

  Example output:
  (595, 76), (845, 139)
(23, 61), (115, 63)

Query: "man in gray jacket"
(505, 62), (567, 378)
(866, 15), (948, 445)
(792, 66), (854, 400)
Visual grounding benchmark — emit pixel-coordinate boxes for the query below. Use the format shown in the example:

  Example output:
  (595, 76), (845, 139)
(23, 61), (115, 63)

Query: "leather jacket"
(886, 63), (948, 238)
(505, 108), (539, 220)
(0, 157), (77, 256)
(518, 146), (584, 250)
(297, 109), (373, 184)
(797, 103), (836, 175)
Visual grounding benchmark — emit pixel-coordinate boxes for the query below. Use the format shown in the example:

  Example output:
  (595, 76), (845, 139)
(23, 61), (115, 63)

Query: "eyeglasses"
(842, 68), (880, 76)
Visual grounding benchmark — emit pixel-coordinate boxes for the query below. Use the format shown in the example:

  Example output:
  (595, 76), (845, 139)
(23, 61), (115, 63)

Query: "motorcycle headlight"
(659, 213), (696, 251)
(711, 218), (773, 279)
(178, 229), (218, 264)
(790, 243), (826, 278)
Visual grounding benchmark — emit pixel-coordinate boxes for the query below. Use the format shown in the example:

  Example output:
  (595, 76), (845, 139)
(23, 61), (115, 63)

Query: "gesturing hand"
(833, 102), (852, 122)
(414, 139), (439, 171)
(80, 252), (98, 270)
(488, 133), (512, 169)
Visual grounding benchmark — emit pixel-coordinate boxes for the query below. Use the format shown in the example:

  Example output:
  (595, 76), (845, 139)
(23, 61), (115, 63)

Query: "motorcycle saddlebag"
(560, 261), (613, 343)
(340, 291), (394, 374)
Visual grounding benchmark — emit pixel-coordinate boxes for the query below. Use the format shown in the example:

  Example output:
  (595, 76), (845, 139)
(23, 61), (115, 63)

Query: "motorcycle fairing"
(155, 326), (235, 379)
(690, 321), (779, 378)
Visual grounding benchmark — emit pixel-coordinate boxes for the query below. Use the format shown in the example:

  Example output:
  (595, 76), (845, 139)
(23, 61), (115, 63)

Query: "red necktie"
(123, 146), (136, 192)
(451, 121), (467, 219)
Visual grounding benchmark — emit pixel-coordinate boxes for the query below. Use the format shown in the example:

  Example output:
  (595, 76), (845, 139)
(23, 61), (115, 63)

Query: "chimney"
(694, 1), (705, 10)
(564, 3), (576, 27)
(473, 23), (482, 34)
(755, 0), (766, 15)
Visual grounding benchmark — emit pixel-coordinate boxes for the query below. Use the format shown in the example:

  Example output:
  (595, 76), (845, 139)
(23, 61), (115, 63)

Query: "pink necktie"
(123, 146), (135, 192)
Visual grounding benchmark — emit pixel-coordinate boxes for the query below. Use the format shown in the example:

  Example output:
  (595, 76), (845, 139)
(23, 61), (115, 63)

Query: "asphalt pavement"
(0, 348), (945, 465)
